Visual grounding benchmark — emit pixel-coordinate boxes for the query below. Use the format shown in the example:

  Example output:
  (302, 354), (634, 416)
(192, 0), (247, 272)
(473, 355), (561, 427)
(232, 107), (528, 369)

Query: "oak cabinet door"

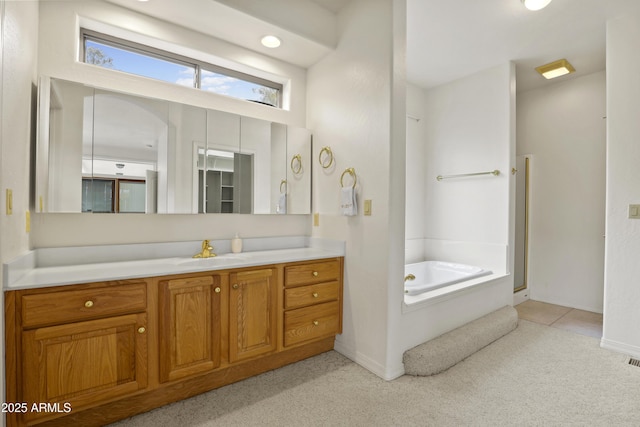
(159, 275), (222, 382)
(22, 313), (147, 423)
(229, 268), (277, 362)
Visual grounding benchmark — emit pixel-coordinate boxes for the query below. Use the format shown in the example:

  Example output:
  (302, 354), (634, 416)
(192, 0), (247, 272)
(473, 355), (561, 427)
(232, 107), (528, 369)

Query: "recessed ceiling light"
(535, 59), (575, 79)
(261, 35), (281, 49)
(522, 0), (552, 11)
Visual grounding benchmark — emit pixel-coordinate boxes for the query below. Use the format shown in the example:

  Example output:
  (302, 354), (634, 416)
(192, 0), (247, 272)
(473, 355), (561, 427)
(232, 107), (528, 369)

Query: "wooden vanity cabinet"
(7, 280), (149, 426)
(4, 257), (342, 427)
(283, 259), (343, 347)
(228, 267), (278, 362)
(159, 274), (222, 382)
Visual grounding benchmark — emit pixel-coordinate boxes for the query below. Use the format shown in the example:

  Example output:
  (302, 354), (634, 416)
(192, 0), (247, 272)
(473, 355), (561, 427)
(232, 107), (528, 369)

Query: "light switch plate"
(6, 189), (12, 215)
(364, 199), (372, 216)
(629, 204), (640, 219)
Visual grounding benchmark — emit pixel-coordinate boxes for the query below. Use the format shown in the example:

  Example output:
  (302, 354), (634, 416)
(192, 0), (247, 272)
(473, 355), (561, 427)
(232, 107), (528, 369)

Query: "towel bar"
(436, 170), (500, 181)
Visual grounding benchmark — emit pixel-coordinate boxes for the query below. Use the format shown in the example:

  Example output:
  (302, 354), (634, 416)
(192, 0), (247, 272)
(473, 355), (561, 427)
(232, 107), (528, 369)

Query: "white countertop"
(4, 237), (345, 290)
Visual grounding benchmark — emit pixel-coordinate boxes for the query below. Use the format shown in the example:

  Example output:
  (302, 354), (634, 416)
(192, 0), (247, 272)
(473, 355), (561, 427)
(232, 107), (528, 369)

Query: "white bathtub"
(404, 260), (492, 296)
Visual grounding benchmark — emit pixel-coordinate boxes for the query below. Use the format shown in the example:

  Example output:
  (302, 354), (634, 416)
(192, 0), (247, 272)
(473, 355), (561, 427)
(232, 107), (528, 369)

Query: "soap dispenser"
(231, 233), (243, 253)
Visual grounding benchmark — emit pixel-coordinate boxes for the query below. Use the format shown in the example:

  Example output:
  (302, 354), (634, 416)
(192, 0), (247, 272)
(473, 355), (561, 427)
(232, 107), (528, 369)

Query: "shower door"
(514, 155), (531, 293)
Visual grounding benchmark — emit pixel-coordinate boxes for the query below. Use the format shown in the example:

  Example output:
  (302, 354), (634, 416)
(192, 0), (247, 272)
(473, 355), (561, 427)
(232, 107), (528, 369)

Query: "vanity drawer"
(21, 282), (147, 328)
(284, 281), (339, 309)
(284, 260), (340, 287)
(283, 301), (340, 347)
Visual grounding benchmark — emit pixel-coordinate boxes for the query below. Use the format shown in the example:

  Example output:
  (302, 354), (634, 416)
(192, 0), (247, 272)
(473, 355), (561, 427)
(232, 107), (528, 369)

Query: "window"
(81, 29), (282, 108)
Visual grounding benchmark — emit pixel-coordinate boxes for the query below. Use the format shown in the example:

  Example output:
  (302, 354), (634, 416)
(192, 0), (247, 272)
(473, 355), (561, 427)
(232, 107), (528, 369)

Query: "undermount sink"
(175, 253), (250, 267)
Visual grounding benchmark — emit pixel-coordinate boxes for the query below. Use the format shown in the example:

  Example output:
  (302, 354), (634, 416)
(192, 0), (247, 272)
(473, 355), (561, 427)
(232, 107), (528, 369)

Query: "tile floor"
(515, 299), (603, 338)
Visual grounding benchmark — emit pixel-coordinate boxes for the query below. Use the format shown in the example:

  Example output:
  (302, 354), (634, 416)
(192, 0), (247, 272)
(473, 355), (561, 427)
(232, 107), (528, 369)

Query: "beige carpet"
(113, 320), (640, 426)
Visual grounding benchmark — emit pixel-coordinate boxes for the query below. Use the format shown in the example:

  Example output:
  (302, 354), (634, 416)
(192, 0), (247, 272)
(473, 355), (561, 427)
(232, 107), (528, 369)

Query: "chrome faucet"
(404, 274), (415, 282)
(193, 239), (216, 258)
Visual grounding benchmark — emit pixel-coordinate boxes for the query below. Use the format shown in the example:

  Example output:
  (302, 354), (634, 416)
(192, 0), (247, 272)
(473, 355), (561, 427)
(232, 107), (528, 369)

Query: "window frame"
(80, 29), (283, 108)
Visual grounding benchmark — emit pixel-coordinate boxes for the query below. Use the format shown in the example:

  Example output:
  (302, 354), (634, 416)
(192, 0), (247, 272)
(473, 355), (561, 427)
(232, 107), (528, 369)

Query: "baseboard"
(600, 337), (640, 359)
(333, 340), (404, 381)
(513, 288), (529, 306)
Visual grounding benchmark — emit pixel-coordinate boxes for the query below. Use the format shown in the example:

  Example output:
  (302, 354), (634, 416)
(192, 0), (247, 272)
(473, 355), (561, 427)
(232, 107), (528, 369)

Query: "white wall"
(423, 64), (513, 247)
(517, 71), (606, 313)
(1, 1), (39, 423)
(31, 0), (312, 247)
(405, 82), (426, 262)
(602, 13), (640, 357)
(307, 0), (401, 379)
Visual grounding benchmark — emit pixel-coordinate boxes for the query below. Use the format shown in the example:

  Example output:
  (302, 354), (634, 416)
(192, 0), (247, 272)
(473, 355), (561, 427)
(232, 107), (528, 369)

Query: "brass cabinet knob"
(137, 327), (146, 334)
(84, 300), (94, 308)
(214, 287), (221, 293)
(312, 271), (319, 277)
(232, 284), (239, 290)
(313, 320), (319, 326)
(312, 292), (319, 298)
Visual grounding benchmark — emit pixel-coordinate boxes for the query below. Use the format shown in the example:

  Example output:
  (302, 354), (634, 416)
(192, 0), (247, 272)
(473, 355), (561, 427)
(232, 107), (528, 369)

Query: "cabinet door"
(22, 313), (147, 423)
(159, 275), (222, 382)
(229, 268), (277, 363)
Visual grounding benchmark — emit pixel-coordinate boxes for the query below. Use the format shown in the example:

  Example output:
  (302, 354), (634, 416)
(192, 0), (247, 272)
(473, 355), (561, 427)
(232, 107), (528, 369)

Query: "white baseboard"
(600, 337), (640, 359)
(333, 340), (405, 381)
(513, 288), (529, 306)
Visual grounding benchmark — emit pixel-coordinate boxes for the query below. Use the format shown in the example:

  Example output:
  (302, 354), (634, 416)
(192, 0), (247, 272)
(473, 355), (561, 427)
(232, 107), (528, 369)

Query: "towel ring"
(290, 154), (302, 174)
(280, 179), (287, 193)
(340, 167), (357, 189)
(319, 146), (334, 169)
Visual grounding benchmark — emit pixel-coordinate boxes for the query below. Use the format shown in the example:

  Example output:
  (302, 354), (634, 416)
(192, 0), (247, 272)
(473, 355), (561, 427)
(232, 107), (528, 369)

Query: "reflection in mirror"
(286, 127), (312, 214)
(271, 123), (287, 214)
(168, 102), (206, 214)
(40, 78), (95, 212)
(85, 88), (167, 213)
(36, 77), (312, 214)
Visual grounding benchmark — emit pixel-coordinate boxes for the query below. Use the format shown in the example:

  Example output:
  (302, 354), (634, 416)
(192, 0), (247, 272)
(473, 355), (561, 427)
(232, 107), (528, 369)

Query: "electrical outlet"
(629, 204), (640, 219)
(313, 212), (319, 226)
(26, 211), (31, 233)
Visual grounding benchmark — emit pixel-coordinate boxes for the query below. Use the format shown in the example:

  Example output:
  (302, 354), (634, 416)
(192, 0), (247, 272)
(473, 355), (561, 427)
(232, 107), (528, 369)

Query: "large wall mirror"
(36, 77), (311, 214)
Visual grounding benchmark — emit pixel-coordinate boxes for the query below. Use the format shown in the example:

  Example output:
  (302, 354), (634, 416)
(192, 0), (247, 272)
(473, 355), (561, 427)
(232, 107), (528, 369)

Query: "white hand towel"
(341, 187), (357, 216)
(277, 192), (287, 214)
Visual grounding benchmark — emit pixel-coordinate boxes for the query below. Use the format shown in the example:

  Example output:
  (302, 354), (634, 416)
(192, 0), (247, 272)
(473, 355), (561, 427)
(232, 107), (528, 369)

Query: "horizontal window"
(81, 29), (282, 108)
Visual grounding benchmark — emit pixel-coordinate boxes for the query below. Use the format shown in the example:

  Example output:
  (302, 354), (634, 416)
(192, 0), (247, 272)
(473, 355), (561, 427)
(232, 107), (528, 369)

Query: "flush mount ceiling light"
(522, 0), (552, 11)
(261, 35), (281, 49)
(535, 58), (576, 79)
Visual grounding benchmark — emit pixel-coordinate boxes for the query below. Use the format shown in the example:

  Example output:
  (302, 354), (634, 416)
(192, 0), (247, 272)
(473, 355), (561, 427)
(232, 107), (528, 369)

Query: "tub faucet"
(193, 239), (216, 258)
(404, 274), (415, 282)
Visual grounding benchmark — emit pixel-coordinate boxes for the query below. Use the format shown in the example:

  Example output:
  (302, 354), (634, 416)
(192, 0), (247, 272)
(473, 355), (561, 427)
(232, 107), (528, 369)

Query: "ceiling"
(105, 0), (640, 92)
(408, 0), (640, 92)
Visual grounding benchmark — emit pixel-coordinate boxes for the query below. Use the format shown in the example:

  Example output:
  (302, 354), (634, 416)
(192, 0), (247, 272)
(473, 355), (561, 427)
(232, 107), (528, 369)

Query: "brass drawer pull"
(232, 284), (239, 290)
(312, 271), (319, 277)
(312, 292), (319, 298)
(84, 300), (94, 308)
(138, 327), (146, 334)
(215, 287), (221, 293)
(313, 320), (319, 326)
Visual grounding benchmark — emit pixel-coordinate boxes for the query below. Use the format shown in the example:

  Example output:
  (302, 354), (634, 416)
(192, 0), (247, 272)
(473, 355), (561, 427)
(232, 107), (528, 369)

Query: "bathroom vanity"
(4, 243), (343, 426)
